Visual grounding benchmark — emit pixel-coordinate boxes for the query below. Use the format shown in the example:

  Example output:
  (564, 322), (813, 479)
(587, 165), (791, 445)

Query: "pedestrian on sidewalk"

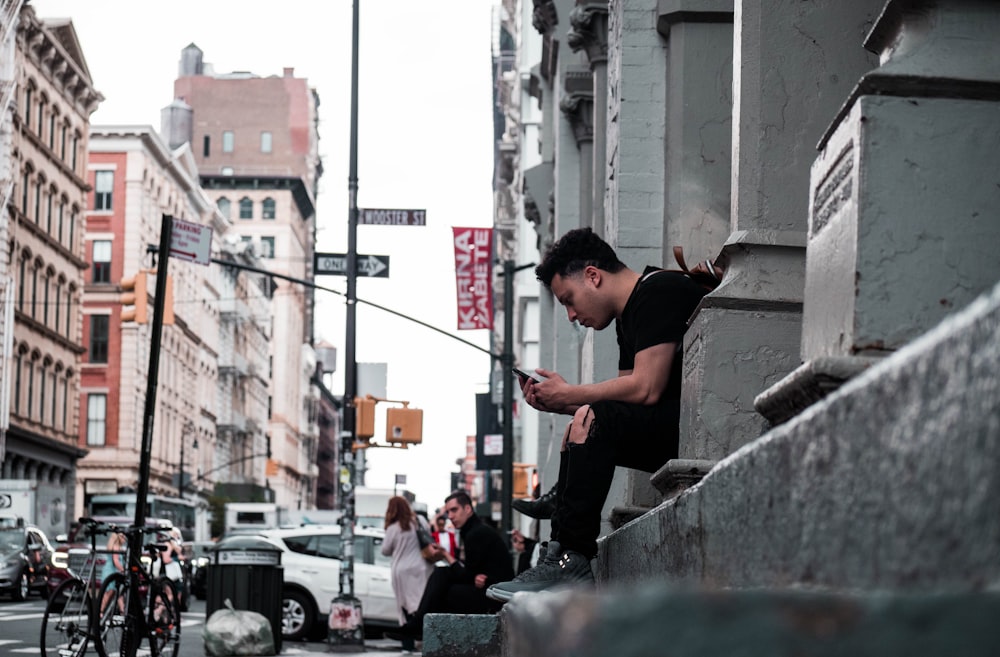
(390, 491), (514, 641)
(381, 496), (435, 653)
(487, 227), (709, 601)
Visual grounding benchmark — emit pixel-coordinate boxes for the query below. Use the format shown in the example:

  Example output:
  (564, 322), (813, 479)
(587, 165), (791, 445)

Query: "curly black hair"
(535, 227), (626, 287)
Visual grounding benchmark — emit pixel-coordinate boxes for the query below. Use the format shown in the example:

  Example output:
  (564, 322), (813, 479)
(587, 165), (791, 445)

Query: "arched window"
(23, 84), (32, 124)
(217, 197), (231, 220)
(239, 197), (253, 220)
(17, 253), (27, 312)
(262, 197), (276, 220)
(34, 174), (44, 224)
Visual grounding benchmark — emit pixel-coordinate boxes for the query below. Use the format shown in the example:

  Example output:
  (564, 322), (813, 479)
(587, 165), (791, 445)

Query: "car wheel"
(281, 589), (315, 641)
(12, 570), (28, 601)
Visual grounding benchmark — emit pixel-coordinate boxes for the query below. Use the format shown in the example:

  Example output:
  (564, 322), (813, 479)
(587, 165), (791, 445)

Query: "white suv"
(256, 525), (396, 641)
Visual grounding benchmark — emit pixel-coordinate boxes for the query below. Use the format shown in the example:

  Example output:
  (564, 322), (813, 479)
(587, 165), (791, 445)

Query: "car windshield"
(0, 528), (25, 552)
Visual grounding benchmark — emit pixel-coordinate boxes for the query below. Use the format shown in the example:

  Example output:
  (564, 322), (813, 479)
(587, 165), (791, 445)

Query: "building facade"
(78, 126), (234, 539)
(167, 45), (322, 509)
(0, 4), (101, 527)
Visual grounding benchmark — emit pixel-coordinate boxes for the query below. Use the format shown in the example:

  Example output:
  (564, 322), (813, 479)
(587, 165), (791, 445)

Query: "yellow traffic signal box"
(355, 396), (376, 439)
(386, 407), (423, 444)
(120, 272), (148, 323)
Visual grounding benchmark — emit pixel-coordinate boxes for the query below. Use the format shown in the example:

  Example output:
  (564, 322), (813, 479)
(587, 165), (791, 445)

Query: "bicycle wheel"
(40, 577), (92, 657)
(95, 573), (129, 657)
(149, 577), (181, 657)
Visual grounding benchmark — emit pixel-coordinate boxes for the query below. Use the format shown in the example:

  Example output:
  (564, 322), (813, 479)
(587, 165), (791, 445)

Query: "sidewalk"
(279, 638), (418, 656)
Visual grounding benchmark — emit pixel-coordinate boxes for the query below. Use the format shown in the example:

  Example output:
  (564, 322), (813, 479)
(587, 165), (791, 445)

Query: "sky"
(31, 0), (500, 511)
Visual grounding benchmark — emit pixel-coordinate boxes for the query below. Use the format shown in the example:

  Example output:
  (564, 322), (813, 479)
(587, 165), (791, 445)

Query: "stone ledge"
(423, 613), (501, 657)
(754, 355), (880, 426)
(649, 458), (717, 498)
(500, 586), (1000, 657)
(609, 504), (652, 530)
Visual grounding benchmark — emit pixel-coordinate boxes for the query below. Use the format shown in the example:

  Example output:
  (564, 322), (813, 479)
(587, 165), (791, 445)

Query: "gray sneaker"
(486, 541), (594, 602)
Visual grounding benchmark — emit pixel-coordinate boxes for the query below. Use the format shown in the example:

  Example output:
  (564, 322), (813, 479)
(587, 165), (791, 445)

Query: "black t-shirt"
(616, 267), (708, 403)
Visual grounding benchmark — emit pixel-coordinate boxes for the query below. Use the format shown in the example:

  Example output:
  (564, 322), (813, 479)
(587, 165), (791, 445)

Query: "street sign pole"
(330, 0), (364, 650)
(130, 215), (174, 595)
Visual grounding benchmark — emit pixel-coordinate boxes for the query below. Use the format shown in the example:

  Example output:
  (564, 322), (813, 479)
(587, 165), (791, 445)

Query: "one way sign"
(315, 252), (390, 278)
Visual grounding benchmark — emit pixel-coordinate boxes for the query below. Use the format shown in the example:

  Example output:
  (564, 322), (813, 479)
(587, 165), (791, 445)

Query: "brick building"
(0, 3), (101, 528)
(165, 44), (322, 509)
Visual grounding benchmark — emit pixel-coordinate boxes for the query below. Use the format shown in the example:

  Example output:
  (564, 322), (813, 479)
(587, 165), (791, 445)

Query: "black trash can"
(205, 536), (284, 654)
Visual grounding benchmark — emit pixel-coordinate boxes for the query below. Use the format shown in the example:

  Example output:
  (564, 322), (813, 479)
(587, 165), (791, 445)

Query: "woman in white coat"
(381, 496), (434, 650)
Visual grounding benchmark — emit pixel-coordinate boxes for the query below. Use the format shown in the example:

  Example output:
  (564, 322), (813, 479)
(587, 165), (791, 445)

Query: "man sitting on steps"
(487, 227), (708, 601)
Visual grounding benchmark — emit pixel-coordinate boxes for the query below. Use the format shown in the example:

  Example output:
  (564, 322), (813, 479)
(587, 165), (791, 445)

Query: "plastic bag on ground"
(204, 599), (276, 656)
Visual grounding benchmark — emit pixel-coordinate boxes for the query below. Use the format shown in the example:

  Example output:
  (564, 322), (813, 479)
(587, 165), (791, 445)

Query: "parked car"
(253, 525), (395, 641)
(47, 516), (179, 599)
(0, 517), (53, 600)
(186, 540), (217, 600)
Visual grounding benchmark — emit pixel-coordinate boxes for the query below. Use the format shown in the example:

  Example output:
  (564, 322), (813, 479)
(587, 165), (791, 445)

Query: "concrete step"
(423, 612), (501, 657)
(499, 587), (1000, 657)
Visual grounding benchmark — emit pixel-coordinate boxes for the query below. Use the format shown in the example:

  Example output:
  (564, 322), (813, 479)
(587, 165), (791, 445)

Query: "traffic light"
(355, 396), (376, 439)
(163, 274), (175, 325)
(386, 405), (423, 445)
(120, 271), (148, 323)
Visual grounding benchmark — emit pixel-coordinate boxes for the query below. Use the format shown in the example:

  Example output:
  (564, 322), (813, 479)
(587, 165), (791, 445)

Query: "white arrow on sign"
(358, 255), (387, 277)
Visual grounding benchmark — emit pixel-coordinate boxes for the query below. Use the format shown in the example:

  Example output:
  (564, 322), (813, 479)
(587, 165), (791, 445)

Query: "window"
(51, 372), (58, 425)
(72, 134), (79, 171)
(23, 86), (31, 124)
(48, 112), (56, 149)
(54, 282), (61, 328)
(217, 197), (231, 220)
(260, 236), (275, 259)
(34, 180), (41, 223)
(87, 394), (107, 446)
(61, 124), (68, 159)
(26, 364), (34, 419)
(221, 166), (234, 175)
(203, 135), (211, 157)
(42, 272), (49, 324)
(238, 197), (253, 220)
(39, 364), (46, 420)
(222, 130), (234, 153)
(260, 131), (272, 153)
(57, 202), (64, 243)
(13, 354), (21, 414)
(21, 170), (29, 213)
(262, 198), (276, 220)
(37, 99), (45, 135)
(89, 315), (109, 363)
(92, 240), (112, 283)
(94, 171), (114, 210)
(69, 209), (77, 252)
(62, 379), (69, 430)
(17, 257), (25, 311)
(46, 190), (53, 232)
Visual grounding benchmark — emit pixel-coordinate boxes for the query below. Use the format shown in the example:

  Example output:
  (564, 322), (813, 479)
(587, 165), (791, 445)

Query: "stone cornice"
(567, 1), (609, 67)
(18, 6), (104, 116)
(532, 0), (559, 35)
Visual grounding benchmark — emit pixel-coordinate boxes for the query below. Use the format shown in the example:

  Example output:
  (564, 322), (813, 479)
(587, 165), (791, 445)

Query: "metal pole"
(501, 259), (514, 540)
(330, 0), (364, 649)
(130, 215), (173, 625)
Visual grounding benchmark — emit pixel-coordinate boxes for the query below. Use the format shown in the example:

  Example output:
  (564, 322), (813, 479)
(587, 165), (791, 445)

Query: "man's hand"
(525, 369), (577, 414)
(474, 573), (488, 589)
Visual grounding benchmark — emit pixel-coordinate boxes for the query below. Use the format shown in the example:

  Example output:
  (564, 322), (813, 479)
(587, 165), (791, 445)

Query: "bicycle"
(96, 524), (182, 657)
(40, 517), (117, 657)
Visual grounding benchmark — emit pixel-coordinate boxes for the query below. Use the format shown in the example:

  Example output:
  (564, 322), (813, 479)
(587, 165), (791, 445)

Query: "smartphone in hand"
(512, 367), (544, 383)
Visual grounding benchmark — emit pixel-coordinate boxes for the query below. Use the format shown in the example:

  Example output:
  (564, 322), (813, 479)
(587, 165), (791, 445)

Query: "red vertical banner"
(452, 227), (494, 330)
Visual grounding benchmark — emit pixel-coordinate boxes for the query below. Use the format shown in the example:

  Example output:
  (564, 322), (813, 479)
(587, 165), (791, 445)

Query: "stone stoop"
(498, 586), (1000, 657)
(422, 613), (502, 657)
(597, 278), (1000, 591)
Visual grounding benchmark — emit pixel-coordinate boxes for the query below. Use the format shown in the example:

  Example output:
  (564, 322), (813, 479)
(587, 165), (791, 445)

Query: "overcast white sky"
(31, 0), (499, 510)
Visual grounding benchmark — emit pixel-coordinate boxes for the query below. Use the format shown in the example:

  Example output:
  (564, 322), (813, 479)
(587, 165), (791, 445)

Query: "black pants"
(413, 566), (504, 620)
(552, 399), (680, 559)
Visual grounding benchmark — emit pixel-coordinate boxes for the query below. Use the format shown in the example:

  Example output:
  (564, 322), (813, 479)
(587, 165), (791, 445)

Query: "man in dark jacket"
(391, 490), (513, 639)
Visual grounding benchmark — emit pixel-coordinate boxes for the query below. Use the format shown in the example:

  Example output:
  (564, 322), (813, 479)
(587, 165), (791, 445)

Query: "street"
(0, 595), (410, 657)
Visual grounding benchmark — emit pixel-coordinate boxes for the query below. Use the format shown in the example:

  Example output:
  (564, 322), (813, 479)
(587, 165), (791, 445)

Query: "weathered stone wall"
(601, 279), (1000, 590)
